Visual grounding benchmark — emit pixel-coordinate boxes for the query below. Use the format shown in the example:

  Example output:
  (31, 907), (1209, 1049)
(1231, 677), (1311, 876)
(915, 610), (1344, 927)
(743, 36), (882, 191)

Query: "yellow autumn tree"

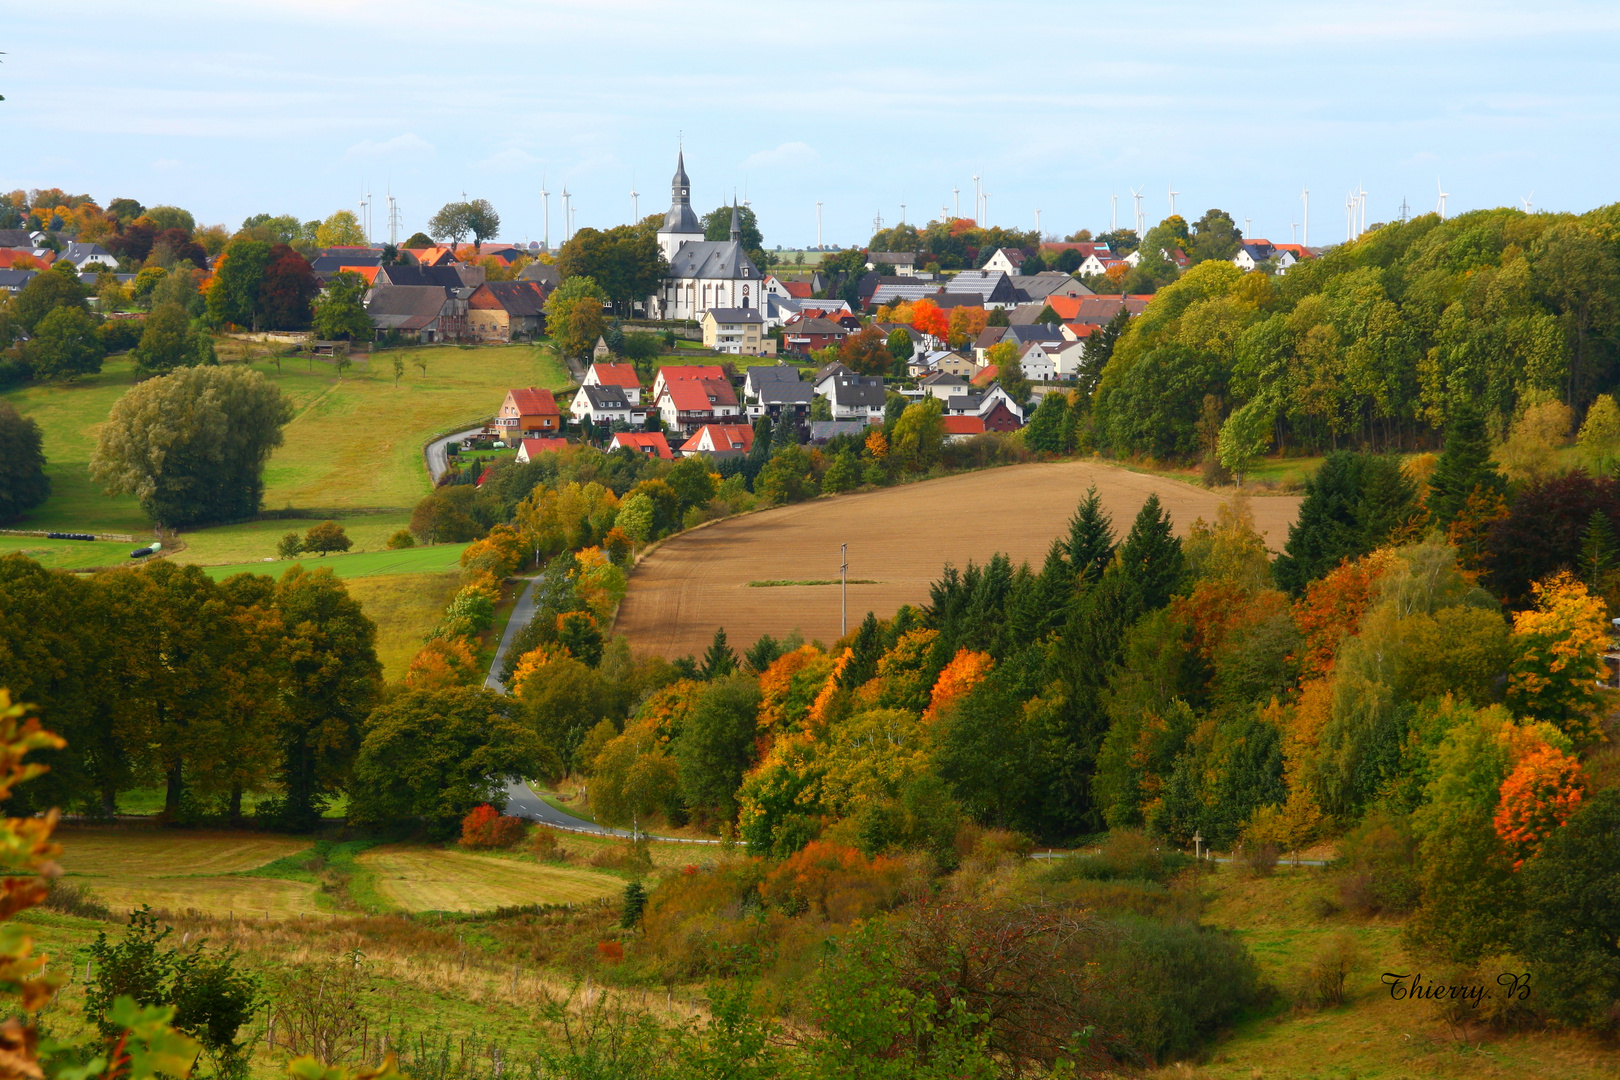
(1506, 570), (1611, 742)
(922, 649), (994, 723)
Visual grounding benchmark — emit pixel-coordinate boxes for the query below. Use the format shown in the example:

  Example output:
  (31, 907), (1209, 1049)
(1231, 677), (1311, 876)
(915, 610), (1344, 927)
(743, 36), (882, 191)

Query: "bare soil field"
(616, 461), (1302, 658)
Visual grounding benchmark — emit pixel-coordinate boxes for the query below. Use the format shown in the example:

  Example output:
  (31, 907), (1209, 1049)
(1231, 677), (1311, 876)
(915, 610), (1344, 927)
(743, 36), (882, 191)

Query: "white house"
(920, 372), (969, 401)
(584, 362), (643, 405)
(1016, 340), (1058, 383)
(571, 383), (647, 427)
(981, 248), (1026, 276)
(54, 242), (118, 272)
(822, 374), (886, 422)
(1232, 241), (1277, 271)
(866, 252), (918, 276)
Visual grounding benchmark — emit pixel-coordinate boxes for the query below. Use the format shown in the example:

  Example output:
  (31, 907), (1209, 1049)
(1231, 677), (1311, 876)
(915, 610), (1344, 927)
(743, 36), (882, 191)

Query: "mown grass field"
(56, 828), (324, 918)
(199, 542), (472, 581)
(344, 572), (463, 680)
(0, 534), (145, 569)
(359, 847), (623, 913)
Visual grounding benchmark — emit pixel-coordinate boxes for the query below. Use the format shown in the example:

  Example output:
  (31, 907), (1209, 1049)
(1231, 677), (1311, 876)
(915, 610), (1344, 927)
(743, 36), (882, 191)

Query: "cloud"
(478, 148), (541, 172)
(344, 133), (435, 159)
(741, 142), (817, 170)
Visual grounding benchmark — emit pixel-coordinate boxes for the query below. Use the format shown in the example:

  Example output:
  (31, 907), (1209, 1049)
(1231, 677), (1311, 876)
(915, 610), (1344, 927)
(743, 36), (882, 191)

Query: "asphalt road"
(484, 577), (539, 691)
(424, 427), (484, 483)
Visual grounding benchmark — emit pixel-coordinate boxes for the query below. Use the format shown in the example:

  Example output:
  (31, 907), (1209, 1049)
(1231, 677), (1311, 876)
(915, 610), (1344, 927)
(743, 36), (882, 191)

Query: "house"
(657, 377), (742, 435)
(824, 374), (886, 423)
(941, 393), (982, 416)
(782, 315), (850, 355)
(1063, 295), (1152, 326)
(867, 277), (947, 308)
(1269, 244), (1314, 274)
(942, 415), (987, 443)
(743, 365), (813, 424)
(405, 246), (459, 267)
(517, 261), (561, 289)
(981, 248), (1026, 276)
(0, 249), (49, 269)
(943, 270), (1021, 308)
(0, 229), (40, 249)
(1017, 340), (1059, 382)
(610, 431), (673, 460)
(1232, 241), (1277, 271)
(0, 269), (36, 294)
(1013, 272), (1093, 303)
(317, 265), (379, 287)
(515, 437), (570, 462)
(592, 337), (613, 360)
(809, 420), (870, 444)
(702, 307), (773, 356)
(1078, 253), (1127, 277)
(585, 362), (643, 404)
(865, 252), (918, 276)
(366, 285), (466, 342)
(1051, 337), (1093, 380)
(652, 364), (727, 402)
(977, 385), (1025, 431)
(311, 253), (381, 274)
(570, 383), (647, 427)
(812, 362), (855, 397)
(648, 157), (764, 319)
(921, 351), (978, 378)
(467, 281), (549, 341)
(680, 423), (754, 460)
(921, 372), (969, 401)
(495, 387), (561, 440)
(374, 264), (484, 289)
(53, 242), (118, 272)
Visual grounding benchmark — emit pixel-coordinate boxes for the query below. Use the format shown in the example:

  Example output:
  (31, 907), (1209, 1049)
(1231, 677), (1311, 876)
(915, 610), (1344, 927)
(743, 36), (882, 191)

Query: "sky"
(3, 0), (1619, 250)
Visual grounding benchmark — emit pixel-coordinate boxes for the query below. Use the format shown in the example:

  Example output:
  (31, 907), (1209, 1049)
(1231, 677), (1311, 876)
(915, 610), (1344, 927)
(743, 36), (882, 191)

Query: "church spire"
(672, 150), (690, 196)
(729, 198), (741, 243)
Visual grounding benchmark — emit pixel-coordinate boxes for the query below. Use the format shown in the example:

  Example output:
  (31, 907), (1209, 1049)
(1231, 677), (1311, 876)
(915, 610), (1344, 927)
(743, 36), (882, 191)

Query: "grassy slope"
(199, 543), (472, 581)
(344, 572), (462, 680)
(1150, 864), (1619, 1080)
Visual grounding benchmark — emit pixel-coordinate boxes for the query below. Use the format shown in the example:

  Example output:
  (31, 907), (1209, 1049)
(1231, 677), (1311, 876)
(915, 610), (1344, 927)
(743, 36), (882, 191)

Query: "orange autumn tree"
(911, 298), (949, 341)
(1292, 550), (1397, 682)
(404, 636), (480, 690)
(923, 649), (994, 723)
(757, 647), (835, 741)
(946, 305), (988, 348)
(1506, 570), (1611, 741)
(1493, 743), (1586, 869)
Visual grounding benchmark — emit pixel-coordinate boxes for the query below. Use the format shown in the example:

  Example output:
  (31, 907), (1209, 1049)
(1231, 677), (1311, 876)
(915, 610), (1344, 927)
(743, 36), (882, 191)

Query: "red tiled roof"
(664, 378), (737, 411)
(339, 265), (380, 284)
(942, 416), (986, 436)
(520, 438), (569, 457)
(682, 424), (754, 454)
(660, 364), (726, 383)
(590, 363), (642, 389)
(508, 387), (559, 415)
(610, 432), (673, 459)
(781, 281), (814, 298)
(1063, 322), (1097, 339)
(970, 366), (998, 387)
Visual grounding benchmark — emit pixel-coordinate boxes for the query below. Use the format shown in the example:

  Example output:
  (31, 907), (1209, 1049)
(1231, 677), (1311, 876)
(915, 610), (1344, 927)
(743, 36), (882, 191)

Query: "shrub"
(759, 840), (908, 921)
(1238, 840), (1280, 878)
(302, 520), (351, 555)
(386, 529), (415, 549)
(1043, 829), (1192, 884)
(528, 828), (563, 861)
(276, 531), (302, 559)
(1335, 808), (1420, 913)
(1292, 931), (1361, 1010)
(621, 881), (647, 928)
(459, 804), (527, 849)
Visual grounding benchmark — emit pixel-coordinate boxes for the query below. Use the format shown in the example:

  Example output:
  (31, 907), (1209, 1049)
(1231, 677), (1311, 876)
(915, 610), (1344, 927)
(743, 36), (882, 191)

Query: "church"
(648, 151), (783, 320)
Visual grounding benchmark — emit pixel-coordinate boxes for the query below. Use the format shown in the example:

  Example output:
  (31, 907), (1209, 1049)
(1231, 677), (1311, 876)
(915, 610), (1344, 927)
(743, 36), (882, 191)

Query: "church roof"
(662, 202), (702, 235)
(673, 150), (690, 190)
(668, 240), (759, 281)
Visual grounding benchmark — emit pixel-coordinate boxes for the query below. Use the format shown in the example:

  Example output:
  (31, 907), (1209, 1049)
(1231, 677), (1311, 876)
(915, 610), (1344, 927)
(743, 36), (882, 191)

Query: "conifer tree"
(1578, 510), (1620, 594)
(839, 612), (885, 688)
(1064, 486), (1116, 585)
(699, 627), (737, 680)
(1427, 404), (1504, 528)
(1116, 494), (1183, 609)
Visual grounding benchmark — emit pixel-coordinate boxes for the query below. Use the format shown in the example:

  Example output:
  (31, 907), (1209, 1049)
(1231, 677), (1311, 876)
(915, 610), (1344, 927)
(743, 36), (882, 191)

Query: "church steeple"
(729, 199), (741, 243)
(672, 150), (690, 198)
(657, 147), (704, 262)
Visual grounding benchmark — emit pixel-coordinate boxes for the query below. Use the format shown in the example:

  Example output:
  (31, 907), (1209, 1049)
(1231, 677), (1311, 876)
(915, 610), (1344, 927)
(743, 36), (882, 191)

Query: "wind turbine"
(1034, 207), (1041, 237)
(1301, 187), (1310, 247)
(1244, 216), (1251, 240)
(899, 201), (906, 224)
(540, 173), (550, 250)
(1358, 184), (1368, 236)
(1130, 186), (1144, 238)
(1522, 192), (1535, 213)
(1436, 179), (1448, 220)
(1111, 192), (1118, 232)
(953, 185), (960, 218)
(630, 182), (639, 223)
(982, 191), (990, 227)
(972, 174), (981, 225)
(1168, 183), (1179, 218)
(1290, 221), (1298, 244)
(1345, 190), (1355, 242)
(562, 188), (571, 243)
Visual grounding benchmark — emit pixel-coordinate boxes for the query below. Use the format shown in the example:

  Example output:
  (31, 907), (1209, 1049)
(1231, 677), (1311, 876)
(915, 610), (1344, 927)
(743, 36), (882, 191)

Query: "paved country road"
(424, 427), (484, 483)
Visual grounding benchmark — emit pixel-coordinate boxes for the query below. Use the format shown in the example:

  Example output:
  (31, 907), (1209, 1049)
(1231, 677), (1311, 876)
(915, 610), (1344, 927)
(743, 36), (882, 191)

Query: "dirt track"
(615, 461), (1302, 658)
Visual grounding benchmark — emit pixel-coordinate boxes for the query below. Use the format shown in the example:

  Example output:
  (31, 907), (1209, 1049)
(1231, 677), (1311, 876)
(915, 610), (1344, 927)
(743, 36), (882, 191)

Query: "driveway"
(424, 427), (484, 484)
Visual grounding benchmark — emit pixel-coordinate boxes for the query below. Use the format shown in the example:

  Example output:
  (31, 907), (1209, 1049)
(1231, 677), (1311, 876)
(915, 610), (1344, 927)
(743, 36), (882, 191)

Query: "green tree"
(1518, 788), (1620, 1030)
(543, 275), (608, 359)
(132, 303), (213, 376)
(91, 365), (293, 527)
(675, 674), (761, 819)
(1426, 404), (1504, 528)
(14, 262), (89, 333)
(1117, 493), (1184, 609)
(348, 687), (557, 832)
(1577, 393), (1620, 474)
(204, 238), (273, 329)
(0, 403), (50, 522)
(615, 491), (655, 554)
(755, 444), (818, 505)
(666, 454), (717, 510)
(1274, 453), (1418, 595)
(314, 210), (365, 248)
(555, 227), (666, 315)
(701, 203), (766, 265)
(272, 566), (383, 830)
(464, 198), (501, 250)
(301, 520), (351, 555)
(276, 532), (303, 559)
(590, 724), (679, 837)
(890, 397), (946, 473)
(26, 305), (104, 381)
(311, 270), (372, 341)
(1187, 208), (1243, 264)
(1217, 397), (1274, 484)
(885, 327), (914, 363)
(822, 450), (859, 493)
(699, 628), (739, 680)
(1024, 389), (1070, 453)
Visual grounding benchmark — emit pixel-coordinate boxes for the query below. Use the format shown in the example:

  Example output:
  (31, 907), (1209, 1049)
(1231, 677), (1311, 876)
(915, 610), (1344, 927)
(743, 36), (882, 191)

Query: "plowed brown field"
(616, 461), (1302, 657)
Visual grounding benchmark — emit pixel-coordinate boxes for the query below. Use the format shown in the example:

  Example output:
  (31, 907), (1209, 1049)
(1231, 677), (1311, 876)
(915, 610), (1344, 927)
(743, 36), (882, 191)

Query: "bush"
(1043, 829), (1193, 884)
(1292, 931), (1360, 1010)
(528, 828), (564, 862)
(41, 877), (114, 920)
(276, 531), (302, 559)
(1238, 840), (1280, 878)
(458, 803), (528, 849)
(1335, 809), (1420, 913)
(386, 528), (415, 549)
(759, 841), (909, 921)
(302, 520), (351, 555)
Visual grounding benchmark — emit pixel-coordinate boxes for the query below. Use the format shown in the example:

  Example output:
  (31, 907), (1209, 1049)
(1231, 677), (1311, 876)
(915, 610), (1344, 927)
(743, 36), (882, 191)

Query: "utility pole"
(840, 543), (848, 637)
(1301, 187), (1310, 248)
(562, 188), (571, 244)
(540, 174), (550, 251)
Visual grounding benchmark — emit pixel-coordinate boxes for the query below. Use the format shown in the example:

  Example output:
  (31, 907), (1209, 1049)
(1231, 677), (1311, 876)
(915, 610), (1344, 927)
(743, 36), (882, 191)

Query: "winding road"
(424, 427), (485, 484)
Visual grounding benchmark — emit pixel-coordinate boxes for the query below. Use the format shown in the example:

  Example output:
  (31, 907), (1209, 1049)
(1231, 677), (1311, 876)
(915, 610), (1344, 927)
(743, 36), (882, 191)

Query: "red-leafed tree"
(911, 298), (949, 341)
(1494, 743), (1586, 869)
(260, 244), (317, 328)
(838, 324), (892, 375)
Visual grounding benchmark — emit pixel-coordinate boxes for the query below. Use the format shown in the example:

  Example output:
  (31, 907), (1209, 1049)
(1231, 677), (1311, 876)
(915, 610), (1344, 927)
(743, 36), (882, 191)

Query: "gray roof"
(376, 265), (470, 289)
(944, 270), (1019, 303)
(751, 381), (814, 406)
(58, 242), (117, 265)
(0, 230), (35, 249)
(787, 317), (848, 337)
(366, 285), (449, 330)
(311, 253), (380, 271)
(0, 269), (36, 291)
(706, 307), (762, 324)
(746, 363), (804, 391)
(659, 151), (703, 235)
(921, 371), (968, 387)
(809, 420), (870, 442)
(580, 384), (633, 410)
(868, 280), (943, 306)
(867, 251), (917, 265)
(1005, 323), (1065, 345)
(831, 375), (886, 407)
(815, 362), (854, 383)
(944, 393), (984, 414)
(669, 240), (759, 280)
(78, 272), (134, 285)
(1014, 271), (1092, 301)
(518, 262), (561, 288)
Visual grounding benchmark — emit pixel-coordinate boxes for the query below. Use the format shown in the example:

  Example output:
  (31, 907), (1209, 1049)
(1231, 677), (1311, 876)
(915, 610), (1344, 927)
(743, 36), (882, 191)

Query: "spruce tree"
(698, 627), (737, 680)
(1578, 510), (1619, 594)
(1064, 486), (1117, 585)
(1116, 494), (1183, 609)
(1274, 452), (1371, 596)
(839, 612), (885, 688)
(1427, 404), (1504, 528)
